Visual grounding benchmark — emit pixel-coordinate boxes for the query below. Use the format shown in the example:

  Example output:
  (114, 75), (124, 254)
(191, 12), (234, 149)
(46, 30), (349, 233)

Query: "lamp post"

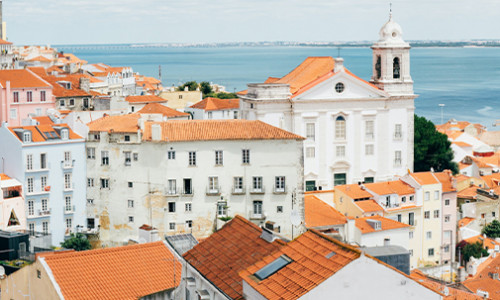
(439, 104), (445, 124)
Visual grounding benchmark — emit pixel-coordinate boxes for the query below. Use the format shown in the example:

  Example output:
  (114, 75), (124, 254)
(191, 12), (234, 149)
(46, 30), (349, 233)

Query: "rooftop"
(463, 254), (500, 299)
(355, 216), (410, 234)
(0, 69), (52, 89)
(355, 199), (384, 213)
(365, 180), (415, 196)
(410, 172), (440, 185)
(137, 103), (189, 118)
(125, 95), (167, 103)
(304, 195), (347, 228)
(189, 97), (239, 111)
(8, 124), (82, 143)
(335, 184), (372, 200)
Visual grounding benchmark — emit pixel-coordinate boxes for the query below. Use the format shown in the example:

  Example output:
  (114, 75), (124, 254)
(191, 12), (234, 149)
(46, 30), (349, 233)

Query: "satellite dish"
(290, 210), (301, 227)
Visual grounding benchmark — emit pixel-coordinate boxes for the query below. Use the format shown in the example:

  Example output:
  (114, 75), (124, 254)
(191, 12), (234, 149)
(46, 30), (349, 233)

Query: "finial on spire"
(389, 3), (393, 19)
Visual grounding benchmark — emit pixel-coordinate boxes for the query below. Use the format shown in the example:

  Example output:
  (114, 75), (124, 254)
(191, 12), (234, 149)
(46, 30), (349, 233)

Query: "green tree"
(199, 81), (213, 96)
(178, 81), (198, 92)
(482, 220), (500, 238)
(462, 241), (489, 264)
(61, 233), (91, 251)
(205, 92), (238, 99)
(414, 114), (458, 174)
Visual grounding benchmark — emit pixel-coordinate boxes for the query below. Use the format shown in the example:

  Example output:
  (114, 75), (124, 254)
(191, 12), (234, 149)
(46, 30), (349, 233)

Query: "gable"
(294, 72), (388, 101)
(8, 209), (20, 227)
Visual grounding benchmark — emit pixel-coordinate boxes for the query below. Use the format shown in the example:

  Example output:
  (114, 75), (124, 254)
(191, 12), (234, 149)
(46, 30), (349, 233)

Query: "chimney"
(184, 86), (188, 92)
(384, 238), (390, 246)
(151, 124), (162, 141)
(79, 77), (90, 92)
(334, 57), (344, 73)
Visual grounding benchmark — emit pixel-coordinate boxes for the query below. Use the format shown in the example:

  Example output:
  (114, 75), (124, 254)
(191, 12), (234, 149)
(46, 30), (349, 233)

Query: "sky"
(4, 0), (500, 45)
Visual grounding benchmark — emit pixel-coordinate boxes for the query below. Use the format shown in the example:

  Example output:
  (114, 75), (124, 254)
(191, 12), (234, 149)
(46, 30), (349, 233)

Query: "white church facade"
(239, 15), (417, 190)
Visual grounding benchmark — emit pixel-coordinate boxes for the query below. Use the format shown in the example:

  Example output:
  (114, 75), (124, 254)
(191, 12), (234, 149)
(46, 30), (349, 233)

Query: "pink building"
(0, 69), (55, 126)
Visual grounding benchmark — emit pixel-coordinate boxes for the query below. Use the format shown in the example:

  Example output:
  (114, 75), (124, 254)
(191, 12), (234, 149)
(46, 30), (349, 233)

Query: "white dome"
(375, 14), (408, 47)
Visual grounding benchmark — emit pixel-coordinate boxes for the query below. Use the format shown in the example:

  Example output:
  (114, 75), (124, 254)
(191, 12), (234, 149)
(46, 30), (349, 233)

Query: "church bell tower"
(370, 12), (413, 96)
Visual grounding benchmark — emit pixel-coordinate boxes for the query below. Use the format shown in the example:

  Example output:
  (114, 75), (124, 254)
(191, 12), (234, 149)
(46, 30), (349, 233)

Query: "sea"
(56, 45), (500, 129)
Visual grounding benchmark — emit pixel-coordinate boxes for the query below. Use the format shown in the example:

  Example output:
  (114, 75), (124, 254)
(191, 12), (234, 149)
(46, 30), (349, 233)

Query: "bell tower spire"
(370, 11), (413, 96)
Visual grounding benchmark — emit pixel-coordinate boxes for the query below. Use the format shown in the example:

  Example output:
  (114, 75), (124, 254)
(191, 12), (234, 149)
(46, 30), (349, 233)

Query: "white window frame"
(168, 179), (177, 195)
(394, 124), (403, 139)
(394, 150), (402, 167)
(365, 144), (374, 155)
(87, 147), (95, 159)
(101, 151), (109, 165)
(64, 151), (71, 167)
(306, 123), (315, 141)
(365, 120), (374, 139)
(253, 176), (263, 192)
(335, 116), (346, 140)
(26, 154), (33, 170)
(215, 150), (223, 165)
(41, 176), (47, 190)
(128, 200), (134, 208)
(242, 149), (250, 164)
(275, 176), (285, 193)
(64, 173), (72, 190)
(306, 147), (315, 158)
(65, 196), (72, 212)
(188, 151), (196, 166)
(28, 200), (34, 216)
(124, 151), (131, 166)
(27, 177), (34, 193)
(208, 176), (219, 193)
(336, 145), (346, 158)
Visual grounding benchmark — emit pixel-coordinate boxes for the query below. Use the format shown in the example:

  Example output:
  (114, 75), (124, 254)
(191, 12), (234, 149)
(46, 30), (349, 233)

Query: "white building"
(0, 174), (25, 231)
(185, 97), (240, 120)
(239, 15), (416, 190)
(86, 115), (304, 246)
(0, 122), (86, 245)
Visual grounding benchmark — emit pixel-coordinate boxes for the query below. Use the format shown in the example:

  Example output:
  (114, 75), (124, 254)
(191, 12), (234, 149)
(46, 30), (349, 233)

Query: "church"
(239, 14), (417, 190)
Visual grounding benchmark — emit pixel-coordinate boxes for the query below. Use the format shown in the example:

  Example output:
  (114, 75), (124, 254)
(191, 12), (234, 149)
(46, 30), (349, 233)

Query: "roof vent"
(334, 57), (344, 73)
(260, 227), (276, 243)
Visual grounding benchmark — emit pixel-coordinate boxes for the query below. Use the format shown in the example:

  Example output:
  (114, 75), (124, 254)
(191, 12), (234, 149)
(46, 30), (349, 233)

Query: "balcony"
(249, 211), (265, 220)
(273, 186), (287, 194)
(250, 186), (265, 195)
(64, 205), (76, 214)
(232, 186), (246, 195)
(206, 186), (221, 196)
(181, 188), (194, 196)
(38, 209), (51, 217)
(165, 188), (180, 197)
(61, 160), (75, 169)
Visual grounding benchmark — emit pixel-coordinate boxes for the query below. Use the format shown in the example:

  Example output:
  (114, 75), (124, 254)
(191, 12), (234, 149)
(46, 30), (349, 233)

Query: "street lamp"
(438, 104), (445, 124)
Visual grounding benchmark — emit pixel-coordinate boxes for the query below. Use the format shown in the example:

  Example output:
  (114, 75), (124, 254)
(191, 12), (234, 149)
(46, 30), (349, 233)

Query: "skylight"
(325, 251), (336, 259)
(254, 255), (292, 281)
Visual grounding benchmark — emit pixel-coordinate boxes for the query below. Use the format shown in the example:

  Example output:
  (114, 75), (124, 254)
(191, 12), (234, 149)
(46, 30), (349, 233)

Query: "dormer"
(57, 81), (72, 90)
(60, 128), (69, 140)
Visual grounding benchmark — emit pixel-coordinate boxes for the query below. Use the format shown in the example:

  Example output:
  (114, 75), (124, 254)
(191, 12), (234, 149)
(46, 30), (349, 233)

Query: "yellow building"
(159, 90), (202, 110)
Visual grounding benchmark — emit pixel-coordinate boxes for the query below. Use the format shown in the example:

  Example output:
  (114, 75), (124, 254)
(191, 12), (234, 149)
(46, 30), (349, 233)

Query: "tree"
(462, 241), (489, 264)
(482, 220), (500, 238)
(178, 81), (198, 92)
(199, 81), (213, 96)
(205, 92), (238, 99)
(414, 115), (458, 174)
(61, 233), (91, 251)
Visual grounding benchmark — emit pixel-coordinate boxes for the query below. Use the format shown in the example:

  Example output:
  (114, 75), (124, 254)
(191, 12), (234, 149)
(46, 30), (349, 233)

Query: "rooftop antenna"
(389, 3), (393, 19)
(158, 65), (162, 82)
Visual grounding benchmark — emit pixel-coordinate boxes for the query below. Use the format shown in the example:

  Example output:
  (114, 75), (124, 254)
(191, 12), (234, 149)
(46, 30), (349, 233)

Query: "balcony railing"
(249, 210), (265, 220)
(232, 186), (246, 195)
(38, 209), (51, 216)
(61, 160), (75, 168)
(181, 188), (194, 196)
(250, 186), (265, 194)
(206, 186), (221, 195)
(165, 187), (179, 196)
(273, 186), (287, 194)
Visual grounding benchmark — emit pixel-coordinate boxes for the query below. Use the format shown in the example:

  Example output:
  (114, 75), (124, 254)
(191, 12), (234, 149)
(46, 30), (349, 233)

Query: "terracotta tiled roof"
(463, 254), (500, 298)
(142, 120), (304, 142)
(40, 241), (181, 300)
(455, 174), (471, 184)
(183, 215), (285, 299)
(126, 95), (167, 103)
(0, 69), (52, 88)
(47, 65), (64, 73)
(457, 185), (479, 200)
(355, 216), (410, 234)
(88, 114), (140, 133)
(27, 66), (48, 77)
(42, 75), (91, 98)
(434, 171), (456, 193)
(355, 200), (384, 213)
(481, 173), (500, 189)
(27, 55), (52, 62)
(365, 180), (415, 196)
(0, 38), (12, 45)
(189, 97), (239, 111)
(33, 116), (54, 125)
(57, 53), (87, 65)
(304, 195), (347, 227)
(410, 172), (440, 185)
(477, 153), (500, 169)
(137, 103), (189, 118)
(458, 217), (475, 228)
(453, 141), (472, 147)
(0, 174), (11, 180)
(335, 184), (372, 200)
(8, 124), (82, 142)
(445, 131), (464, 141)
(410, 270), (482, 300)
(436, 120), (484, 133)
(464, 235), (500, 250)
(264, 77), (280, 83)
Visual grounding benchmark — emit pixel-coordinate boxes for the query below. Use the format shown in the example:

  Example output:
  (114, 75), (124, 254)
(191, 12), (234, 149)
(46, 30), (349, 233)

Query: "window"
(26, 154), (33, 170)
(124, 135), (130, 142)
(410, 195), (414, 202)
(101, 178), (109, 189)
(252, 176), (263, 192)
(64, 173), (72, 189)
(41, 176), (47, 190)
(87, 147), (95, 159)
(215, 150), (223, 165)
(128, 216), (134, 223)
(394, 124), (402, 139)
(397, 214), (402, 222)
(233, 177), (243, 193)
(13, 91), (19, 103)
(40, 153), (47, 169)
(253, 201), (263, 217)
(124, 151), (131, 166)
(444, 245), (450, 253)
(394, 150), (402, 166)
(208, 177), (219, 193)
(101, 151), (109, 165)
(233, 111), (238, 119)
(27, 177), (34, 193)
(64, 151), (71, 167)
(65, 196), (72, 212)
(35, 108), (42, 116)
(242, 149), (250, 164)
(28, 201), (34, 216)
(306, 123), (315, 141)
(434, 210), (440, 218)
(434, 191), (439, 200)
(409, 212), (414, 226)
(168, 202), (176, 213)
(61, 129), (69, 140)
(10, 108), (17, 119)
(60, 99), (65, 107)
(188, 151), (196, 166)
(40, 91), (46, 102)
(334, 173), (346, 186)
(207, 111), (212, 119)
(428, 248), (434, 257)
(87, 199), (94, 205)
(393, 57), (401, 79)
(336, 146), (345, 157)
(42, 199), (48, 211)
(365, 144), (374, 155)
(217, 202), (227, 217)
(375, 56), (381, 79)
(364, 177), (374, 183)
(277, 206), (283, 213)
(494, 212), (497, 218)
(444, 230), (452, 240)
(65, 218), (72, 231)
(128, 181), (133, 188)
(335, 116), (346, 139)
(424, 211), (430, 219)
(133, 153), (138, 161)
(365, 120), (374, 139)
(409, 231), (414, 239)
(169, 222), (175, 230)
(128, 200), (134, 208)
(401, 196), (406, 203)
(185, 202), (192, 212)
(409, 249), (413, 257)
(306, 147), (315, 158)
(42, 222), (49, 234)
(335, 82), (345, 93)
(275, 176), (285, 193)
(69, 99), (75, 106)
(426, 231), (432, 239)
(445, 215), (451, 222)
(27, 91), (33, 102)
(186, 220), (192, 228)
(28, 223), (34, 234)
(168, 150), (176, 160)
(183, 178), (192, 195)
(168, 179), (177, 195)
(425, 191), (430, 201)
(87, 178), (94, 187)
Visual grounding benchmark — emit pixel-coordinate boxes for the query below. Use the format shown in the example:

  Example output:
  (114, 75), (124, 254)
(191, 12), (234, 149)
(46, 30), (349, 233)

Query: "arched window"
(335, 116), (346, 139)
(393, 57), (400, 79)
(375, 56), (381, 79)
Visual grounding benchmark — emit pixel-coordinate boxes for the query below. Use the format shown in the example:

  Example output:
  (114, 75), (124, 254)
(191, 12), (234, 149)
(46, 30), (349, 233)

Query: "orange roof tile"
(453, 141), (472, 147)
(458, 217), (475, 228)
(410, 270), (482, 300)
(365, 180), (415, 196)
(27, 66), (48, 77)
(137, 103), (189, 118)
(335, 184), (372, 200)
(355, 200), (384, 213)
(41, 241), (181, 300)
(355, 216), (410, 234)
(0, 174), (11, 180)
(433, 170), (457, 193)
(47, 65), (65, 73)
(88, 114), (140, 133)
(0, 38), (12, 45)
(304, 195), (347, 227)
(8, 124), (82, 142)
(183, 215), (285, 299)
(189, 97), (239, 111)
(32, 116), (54, 125)
(455, 174), (471, 184)
(126, 95), (167, 103)
(457, 185), (479, 200)
(464, 235), (500, 250)
(142, 120), (304, 142)
(0, 69), (52, 88)
(410, 172), (440, 185)
(481, 173), (500, 189)
(476, 153), (500, 168)
(264, 77), (280, 83)
(27, 55), (52, 62)
(42, 75), (91, 98)
(463, 254), (500, 298)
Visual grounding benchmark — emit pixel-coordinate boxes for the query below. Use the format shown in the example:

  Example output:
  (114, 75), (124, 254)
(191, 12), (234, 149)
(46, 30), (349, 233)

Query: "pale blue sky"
(4, 0), (500, 45)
